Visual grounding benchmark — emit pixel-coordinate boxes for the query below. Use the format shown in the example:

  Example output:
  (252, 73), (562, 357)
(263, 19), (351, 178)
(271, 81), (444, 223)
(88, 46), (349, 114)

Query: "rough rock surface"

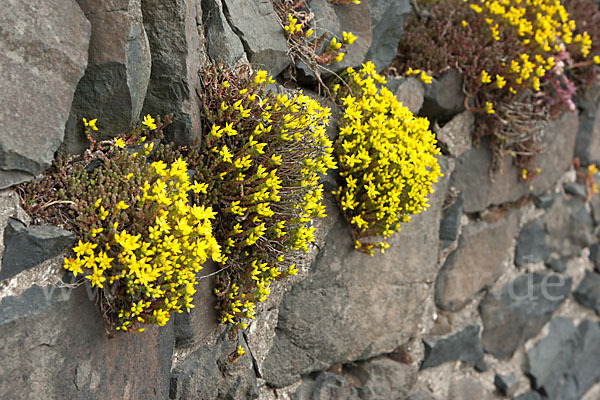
(479, 273), (572, 359)
(141, 0), (206, 146)
(0, 0), (90, 185)
(543, 195), (594, 257)
(573, 271), (600, 315)
(0, 218), (74, 281)
(261, 158), (451, 387)
(170, 330), (258, 400)
(306, 0), (372, 74)
(201, 0), (246, 66)
(385, 77), (425, 114)
(436, 111), (474, 158)
(421, 325), (484, 369)
(420, 70), (465, 121)
(514, 219), (550, 267)
(63, 0), (151, 154)
(574, 98), (600, 165)
(0, 285), (173, 399)
(363, 0), (412, 70)
(222, 0), (289, 76)
(451, 112), (579, 212)
(435, 211), (519, 311)
(494, 373), (519, 397)
(525, 318), (600, 400)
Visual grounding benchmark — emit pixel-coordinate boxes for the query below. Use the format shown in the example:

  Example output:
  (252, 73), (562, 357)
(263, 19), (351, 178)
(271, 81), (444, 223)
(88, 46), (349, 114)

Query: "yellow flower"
(480, 70), (491, 84)
(142, 114), (157, 130)
(83, 118), (98, 131)
(114, 138), (126, 148)
(342, 31), (357, 45)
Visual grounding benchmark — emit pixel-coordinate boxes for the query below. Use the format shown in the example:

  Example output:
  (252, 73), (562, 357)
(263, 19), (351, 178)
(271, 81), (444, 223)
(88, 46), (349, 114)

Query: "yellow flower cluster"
(63, 136), (221, 332)
(199, 66), (336, 328)
(333, 62), (442, 255)
(465, 0), (592, 110)
(404, 67), (434, 84)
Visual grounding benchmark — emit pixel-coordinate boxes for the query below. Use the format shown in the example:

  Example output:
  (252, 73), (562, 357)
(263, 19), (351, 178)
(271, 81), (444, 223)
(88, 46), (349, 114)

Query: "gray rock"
(525, 318), (600, 400)
(261, 158), (451, 387)
(141, 0), (206, 146)
(0, 0), (90, 184)
(514, 220), (550, 267)
(574, 98), (600, 165)
(451, 112), (579, 213)
(544, 195), (594, 257)
(474, 359), (489, 372)
(174, 261), (220, 347)
(421, 70), (465, 121)
(545, 256), (567, 273)
(63, 0), (151, 154)
(589, 243), (600, 271)
(363, 0), (412, 69)
(533, 193), (555, 209)
(170, 330), (259, 400)
(305, 0), (372, 74)
(512, 392), (542, 400)
(421, 325), (484, 369)
(201, 0), (246, 66)
(0, 218), (75, 281)
(292, 372), (359, 400)
(494, 373), (519, 397)
(479, 273), (572, 359)
(435, 211), (519, 311)
(439, 192), (463, 246)
(449, 377), (495, 400)
(385, 77), (425, 114)
(0, 285), (173, 399)
(436, 111), (474, 158)
(564, 182), (587, 198)
(221, 0), (289, 76)
(573, 271), (600, 315)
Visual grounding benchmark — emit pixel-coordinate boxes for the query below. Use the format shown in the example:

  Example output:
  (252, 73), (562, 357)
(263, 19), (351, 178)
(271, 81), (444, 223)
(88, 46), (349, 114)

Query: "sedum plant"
(332, 62), (442, 255)
(21, 116), (221, 334)
(184, 64), (336, 328)
(395, 0), (600, 177)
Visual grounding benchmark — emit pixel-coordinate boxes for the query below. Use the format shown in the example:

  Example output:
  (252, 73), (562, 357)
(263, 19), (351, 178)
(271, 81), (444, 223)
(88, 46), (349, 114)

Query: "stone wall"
(1, 1), (600, 399)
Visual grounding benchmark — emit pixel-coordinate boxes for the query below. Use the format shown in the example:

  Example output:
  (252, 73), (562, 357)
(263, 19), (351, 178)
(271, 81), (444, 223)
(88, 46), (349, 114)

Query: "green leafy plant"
(332, 62), (442, 255)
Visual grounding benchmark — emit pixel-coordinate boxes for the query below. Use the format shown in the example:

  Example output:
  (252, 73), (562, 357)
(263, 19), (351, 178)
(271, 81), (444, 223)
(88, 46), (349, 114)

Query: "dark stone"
(533, 193), (556, 209)
(0, 285), (173, 399)
(363, 0), (412, 69)
(479, 273), (572, 359)
(574, 97), (600, 165)
(514, 220), (550, 267)
(525, 318), (600, 400)
(435, 211), (519, 311)
(201, 0), (246, 66)
(261, 158), (450, 387)
(0, 218), (75, 281)
(544, 196), (594, 257)
(573, 270), (600, 315)
(420, 70), (465, 121)
(545, 256), (567, 273)
(63, 0), (151, 154)
(588, 243), (600, 271)
(292, 372), (359, 400)
(141, 0), (206, 146)
(421, 325), (484, 369)
(0, 0), (90, 185)
(174, 261), (220, 347)
(564, 183), (587, 198)
(474, 360), (489, 372)
(451, 113), (579, 213)
(439, 192), (463, 245)
(494, 373), (519, 397)
(512, 392), (542, 400)
(170, 330), (258, 400)
(221, 0), (289, 76)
